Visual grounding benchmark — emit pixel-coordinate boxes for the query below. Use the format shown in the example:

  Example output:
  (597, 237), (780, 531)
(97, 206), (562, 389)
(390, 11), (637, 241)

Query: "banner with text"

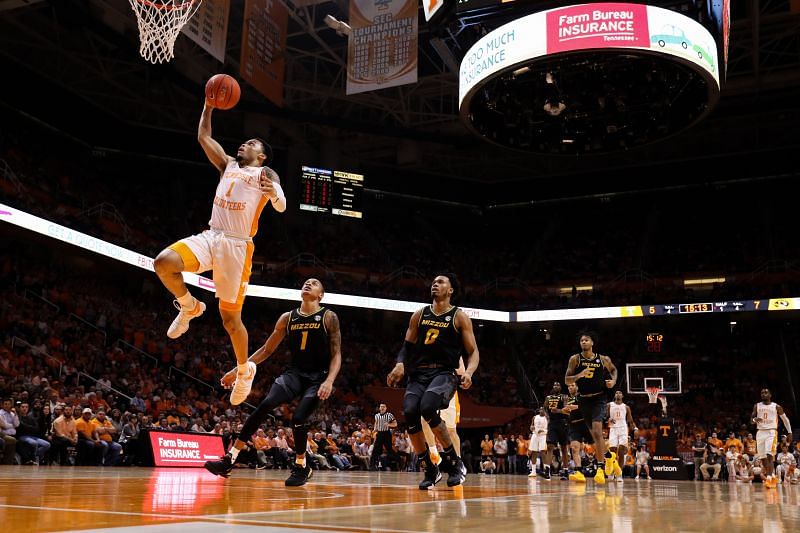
(240, 0), (288, 107)
(182, 0), (230, 62)
(459, 3), (720, 107)
(148, 431), (225, 467)
(347, 0), (418, 95)
(546, 3), (649, 53)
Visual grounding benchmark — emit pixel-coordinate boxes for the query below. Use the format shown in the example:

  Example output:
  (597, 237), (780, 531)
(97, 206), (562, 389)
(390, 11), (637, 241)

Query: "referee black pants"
(371, 430), (394, 470)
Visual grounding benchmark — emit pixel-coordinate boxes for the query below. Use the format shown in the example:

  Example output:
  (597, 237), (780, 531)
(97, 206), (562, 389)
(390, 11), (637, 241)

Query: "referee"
(371, 403), (397, 470)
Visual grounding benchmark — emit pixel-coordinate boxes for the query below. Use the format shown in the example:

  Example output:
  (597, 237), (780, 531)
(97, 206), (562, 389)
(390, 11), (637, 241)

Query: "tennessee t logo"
(660, 425), (671, 437)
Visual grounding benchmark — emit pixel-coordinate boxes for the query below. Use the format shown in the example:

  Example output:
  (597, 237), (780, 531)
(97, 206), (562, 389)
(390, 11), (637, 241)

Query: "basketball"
(205, 74), (240, 110)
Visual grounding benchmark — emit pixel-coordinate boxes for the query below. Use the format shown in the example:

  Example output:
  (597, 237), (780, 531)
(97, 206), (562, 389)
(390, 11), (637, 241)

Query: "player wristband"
(396, 340), (414, 363)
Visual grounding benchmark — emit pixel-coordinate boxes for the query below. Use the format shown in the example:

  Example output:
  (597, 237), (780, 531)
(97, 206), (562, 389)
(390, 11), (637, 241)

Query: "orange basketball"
(205, 74), (240, 110)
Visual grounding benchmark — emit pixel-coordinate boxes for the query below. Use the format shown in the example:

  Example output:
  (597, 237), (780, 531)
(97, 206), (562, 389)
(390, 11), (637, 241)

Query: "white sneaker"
(230, 362), (257, 405)
(167, 299), (206, 339)
(616, 476), (624, 483)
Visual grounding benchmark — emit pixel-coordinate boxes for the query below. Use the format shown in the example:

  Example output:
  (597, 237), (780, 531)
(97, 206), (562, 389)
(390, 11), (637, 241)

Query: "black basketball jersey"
(286, 307), (330, 373)
(411, 305), (462, 370)
(546, 393), (567, 421)
(567, 393), (583, 424)
(575, 352), (605, 394)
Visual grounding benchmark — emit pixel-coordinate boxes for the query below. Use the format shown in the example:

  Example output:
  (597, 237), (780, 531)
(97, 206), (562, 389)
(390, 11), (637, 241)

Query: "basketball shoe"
(167, 299), (206, 339)
(419, 461), (442, 490)
(230, 361), (257, 405)
(594, 467), (606, 484)
(604, 452), (618, 477)
(286, 463), (313, 486)
(445, 457), (467, 487)
(204, 454), (233, 478)
(569, 470), (586, 482)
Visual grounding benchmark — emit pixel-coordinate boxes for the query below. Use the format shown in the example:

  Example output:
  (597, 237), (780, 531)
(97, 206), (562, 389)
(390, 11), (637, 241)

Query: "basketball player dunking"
(204, 278), (341, 486)
(387, 274), (479, 489)
(565, 331), (618, 484)
(607, 391), (638, 483)
(751, 388), (792, 489)
(153, 102), (286, 406)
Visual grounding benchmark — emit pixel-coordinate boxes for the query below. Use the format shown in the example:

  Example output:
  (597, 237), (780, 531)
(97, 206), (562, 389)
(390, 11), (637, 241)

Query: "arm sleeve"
(270, 181), (286, 212)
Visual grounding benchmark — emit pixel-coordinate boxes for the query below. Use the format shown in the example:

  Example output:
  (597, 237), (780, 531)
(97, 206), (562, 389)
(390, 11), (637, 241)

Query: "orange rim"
(134, 0), (196, 10)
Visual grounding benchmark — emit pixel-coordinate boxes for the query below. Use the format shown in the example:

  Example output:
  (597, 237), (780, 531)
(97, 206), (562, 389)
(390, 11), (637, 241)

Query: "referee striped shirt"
(374, 412), (395, 432)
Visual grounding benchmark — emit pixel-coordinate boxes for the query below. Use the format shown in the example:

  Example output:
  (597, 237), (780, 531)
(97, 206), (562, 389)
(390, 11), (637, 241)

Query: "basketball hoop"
(646, 386), (662, 404)
(128, 0), (202, 64)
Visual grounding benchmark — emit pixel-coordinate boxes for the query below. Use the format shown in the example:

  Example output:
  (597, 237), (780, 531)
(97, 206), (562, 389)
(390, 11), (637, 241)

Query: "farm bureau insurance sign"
(459, 3), (719, 107)
(149, 431), (225, 467)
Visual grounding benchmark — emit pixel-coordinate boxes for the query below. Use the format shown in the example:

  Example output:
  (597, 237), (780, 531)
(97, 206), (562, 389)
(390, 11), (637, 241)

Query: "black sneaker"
(446, 457), (467, 487)
(204, 454), (233, 478)
(285, 463), (313, 487)
(419, 462), (442, 490)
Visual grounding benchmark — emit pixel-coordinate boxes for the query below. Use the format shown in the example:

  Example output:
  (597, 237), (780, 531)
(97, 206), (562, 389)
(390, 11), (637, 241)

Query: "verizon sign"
(148, 431), (224, 467)
(547, 3), (649, 53)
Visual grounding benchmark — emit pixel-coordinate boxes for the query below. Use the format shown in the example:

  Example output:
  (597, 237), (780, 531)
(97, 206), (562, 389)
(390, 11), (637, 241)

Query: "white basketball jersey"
(757, 402), (778, 431)
(609, 402), (628, 428)
(209, 161), (270, 238)
(534, 415), (548, 434)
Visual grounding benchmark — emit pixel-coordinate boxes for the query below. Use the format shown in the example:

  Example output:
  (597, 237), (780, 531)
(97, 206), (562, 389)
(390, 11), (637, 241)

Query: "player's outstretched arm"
(456, 309), (479, 390)
(220, 312), (289, 388)
(198, 103), (232, 173)
(387, 308), (422, 387)
(318, 311), (342, 400)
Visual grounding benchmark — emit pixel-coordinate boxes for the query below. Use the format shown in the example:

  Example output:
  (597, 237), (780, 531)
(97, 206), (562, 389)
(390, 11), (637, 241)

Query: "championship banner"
(182, 0), (230, 62)
(240, 0), (288, 107)
(346, 0), (418, 95)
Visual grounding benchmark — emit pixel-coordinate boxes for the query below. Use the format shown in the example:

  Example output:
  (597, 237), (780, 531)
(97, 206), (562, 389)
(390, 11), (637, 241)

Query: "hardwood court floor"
(1, 467), (799, 532)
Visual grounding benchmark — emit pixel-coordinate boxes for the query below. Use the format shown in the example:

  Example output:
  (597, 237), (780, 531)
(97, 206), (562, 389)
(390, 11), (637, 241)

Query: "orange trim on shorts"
(168, 242), (200, 273)
(249, 195), (269, 237)
(219, 241), (255, 311)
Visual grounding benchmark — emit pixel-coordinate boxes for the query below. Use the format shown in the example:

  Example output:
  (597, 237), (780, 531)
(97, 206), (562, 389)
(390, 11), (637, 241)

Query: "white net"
(128, 0), (203, 64)
(646, 387), (662, 404)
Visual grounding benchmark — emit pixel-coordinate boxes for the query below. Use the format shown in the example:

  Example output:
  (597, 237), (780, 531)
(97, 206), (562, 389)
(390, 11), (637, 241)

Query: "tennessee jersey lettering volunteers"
(210, 161), (271, 238)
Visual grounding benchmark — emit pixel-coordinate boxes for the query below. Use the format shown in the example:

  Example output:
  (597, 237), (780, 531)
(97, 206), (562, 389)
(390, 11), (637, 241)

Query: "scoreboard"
(299, 165), (364, 219)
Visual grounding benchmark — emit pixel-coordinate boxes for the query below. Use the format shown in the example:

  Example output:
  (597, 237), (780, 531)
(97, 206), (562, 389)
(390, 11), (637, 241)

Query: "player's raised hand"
(387, 363), (405, 387)
(220, 369), (236, 389)
(605, 379), (615, 388)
